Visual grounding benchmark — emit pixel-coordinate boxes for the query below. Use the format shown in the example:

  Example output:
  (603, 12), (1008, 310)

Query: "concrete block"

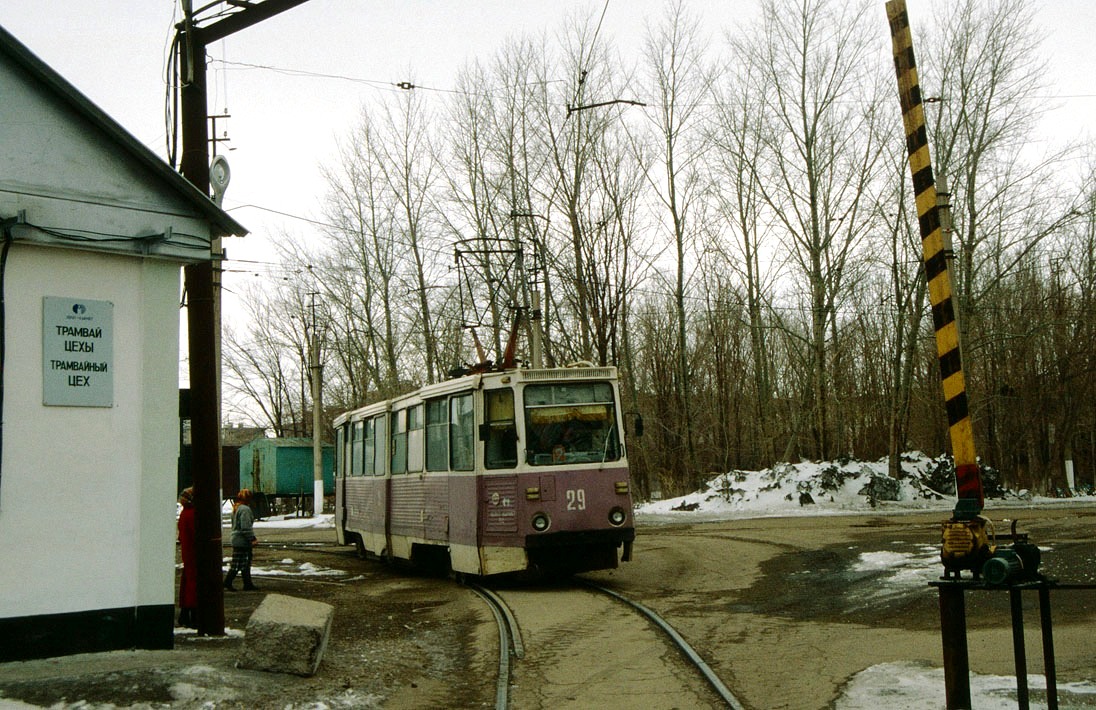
(237, 594), (334, 677)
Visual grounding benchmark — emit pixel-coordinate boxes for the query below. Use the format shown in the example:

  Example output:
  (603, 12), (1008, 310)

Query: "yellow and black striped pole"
(886, 0), (984, 521)
(889, 6), (988, 706)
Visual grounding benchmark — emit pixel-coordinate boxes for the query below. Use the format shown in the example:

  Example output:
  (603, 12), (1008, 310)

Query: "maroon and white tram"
(333, 364), (635, 577)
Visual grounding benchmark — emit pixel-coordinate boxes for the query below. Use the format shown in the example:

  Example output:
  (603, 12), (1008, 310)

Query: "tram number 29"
(566, 488), (587, 511)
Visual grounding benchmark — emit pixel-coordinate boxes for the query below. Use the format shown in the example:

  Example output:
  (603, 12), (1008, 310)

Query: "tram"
(332, 363), (635, 577)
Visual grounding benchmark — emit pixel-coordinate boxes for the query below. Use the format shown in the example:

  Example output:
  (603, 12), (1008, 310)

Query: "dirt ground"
(602, 506), (1096, 708)
(0, 504), (1093, 709)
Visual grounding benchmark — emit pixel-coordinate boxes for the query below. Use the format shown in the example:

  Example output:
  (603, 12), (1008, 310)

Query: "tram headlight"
(608, 507), (627, 527)
(531, 512), (551, 532)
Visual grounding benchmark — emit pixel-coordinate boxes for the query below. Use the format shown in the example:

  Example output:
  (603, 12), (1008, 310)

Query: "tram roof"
(333, 364), (618, 426)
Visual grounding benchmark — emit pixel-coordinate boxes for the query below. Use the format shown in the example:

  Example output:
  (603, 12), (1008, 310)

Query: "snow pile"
(636, 452), (1081, 521)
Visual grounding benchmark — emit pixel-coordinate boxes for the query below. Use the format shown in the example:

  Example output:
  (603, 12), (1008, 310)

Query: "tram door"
(372, 413), (391, 559)
(479, 389), (518, 542)
(334, 425), (346, 542)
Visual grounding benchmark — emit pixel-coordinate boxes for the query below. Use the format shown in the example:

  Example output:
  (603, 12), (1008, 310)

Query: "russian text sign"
(43, 297), (113, 407)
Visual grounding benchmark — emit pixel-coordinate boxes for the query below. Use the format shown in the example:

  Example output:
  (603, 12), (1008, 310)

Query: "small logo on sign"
(72, 304), (86, 315)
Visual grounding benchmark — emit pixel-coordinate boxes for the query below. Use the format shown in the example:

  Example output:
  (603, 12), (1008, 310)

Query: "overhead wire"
(163, 2), (181, 169)
(205, 59), (1096, 117)
(211, 58), (565, 102)
(225, 202), (481, 263)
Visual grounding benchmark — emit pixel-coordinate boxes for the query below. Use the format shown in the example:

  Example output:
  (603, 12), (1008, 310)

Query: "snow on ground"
(837, 662), (1096, 709)
(253, 512), (336, 530)
(635, 452), (1096, 708)
(240, 557), (347, 578)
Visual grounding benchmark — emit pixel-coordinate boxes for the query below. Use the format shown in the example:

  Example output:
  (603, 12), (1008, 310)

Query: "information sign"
(42, 296), (114, 407)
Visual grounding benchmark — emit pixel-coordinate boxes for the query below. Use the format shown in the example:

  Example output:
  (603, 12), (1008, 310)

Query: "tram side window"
(373, 414), (388, 476)
(484, 388), (517, 469)
(407, 404), (424, 473)
(391, 409), (407, 474)
(364, 418), (375, 476)
(351, 421), (364, 476)
(425, 398), (448, 471)
(450, 393), (474, 471)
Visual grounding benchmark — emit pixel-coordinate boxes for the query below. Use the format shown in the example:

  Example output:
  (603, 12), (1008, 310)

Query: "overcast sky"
(2, 0), (1093, 342)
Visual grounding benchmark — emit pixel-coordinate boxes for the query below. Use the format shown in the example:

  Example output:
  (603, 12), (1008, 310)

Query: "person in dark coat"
(223, 488), (259, 591)
(176, 487), (198, 628)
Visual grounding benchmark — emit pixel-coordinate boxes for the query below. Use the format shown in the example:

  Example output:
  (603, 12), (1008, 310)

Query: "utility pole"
(178, 6), (222, 636)
(309, 293), (323, 516)
(178, 0), (313, 637)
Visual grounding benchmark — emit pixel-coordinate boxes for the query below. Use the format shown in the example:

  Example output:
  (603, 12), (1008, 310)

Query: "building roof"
(0, 24), (247, 240)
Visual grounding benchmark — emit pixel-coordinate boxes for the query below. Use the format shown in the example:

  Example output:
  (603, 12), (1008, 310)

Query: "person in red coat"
(176, 487), (198, 628)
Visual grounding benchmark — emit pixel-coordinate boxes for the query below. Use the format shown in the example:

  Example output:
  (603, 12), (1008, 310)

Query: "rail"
(582, 580), (745, 709)
(465, 580), (524, 710)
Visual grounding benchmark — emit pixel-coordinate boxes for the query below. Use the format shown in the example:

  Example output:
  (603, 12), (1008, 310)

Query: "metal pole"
(1010, 587), (1030, 710)
(938, 584), (972, 709)
(1039, 586), (1059, 709)
(311, 330), (323, 515)
(889, 0), (984, 520)
(179, 27), (225, 637)
(531, 291), (543, 369)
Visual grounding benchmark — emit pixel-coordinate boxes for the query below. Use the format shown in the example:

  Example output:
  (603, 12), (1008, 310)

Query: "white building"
(0, 25), (245, 661)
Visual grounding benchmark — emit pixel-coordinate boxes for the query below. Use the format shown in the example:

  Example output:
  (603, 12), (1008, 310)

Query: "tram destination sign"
(42, 296), (113, 407)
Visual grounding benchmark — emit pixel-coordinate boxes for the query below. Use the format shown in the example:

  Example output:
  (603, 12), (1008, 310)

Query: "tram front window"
(524, 382), (621, 465)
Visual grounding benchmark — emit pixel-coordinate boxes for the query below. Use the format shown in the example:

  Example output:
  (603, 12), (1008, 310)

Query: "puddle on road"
(733, 539), (943, 629)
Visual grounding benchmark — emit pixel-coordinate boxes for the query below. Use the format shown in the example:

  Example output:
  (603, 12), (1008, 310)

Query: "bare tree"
(217, 1), (1096, 500)
(708, 43), (779, 464)
(875, 149), (929, 478)
(373, 82), (445, 384)
(919, 0), (1085, 489)
(635, 0), (716, 483)
(735, 0), (888, 459)
(442, 42), (549, 366)
(319, 109), (403, 399)
(536, 10), (625, 362)
(222, 276), (311, 436)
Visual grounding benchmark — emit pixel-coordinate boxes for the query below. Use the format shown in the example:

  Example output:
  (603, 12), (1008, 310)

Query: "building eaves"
(0, 24), (247, 240)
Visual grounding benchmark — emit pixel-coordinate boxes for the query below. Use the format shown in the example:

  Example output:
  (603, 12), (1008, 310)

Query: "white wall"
(0, 243), (180, 618)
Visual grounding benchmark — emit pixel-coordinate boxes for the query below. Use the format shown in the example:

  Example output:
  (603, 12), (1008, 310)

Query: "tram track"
(581, 580), (745, 709)
(471, 577), (744, 709)
(253, 538), (742, 706)
(255, 539), (744, 707)
(464, 580), (523, 710)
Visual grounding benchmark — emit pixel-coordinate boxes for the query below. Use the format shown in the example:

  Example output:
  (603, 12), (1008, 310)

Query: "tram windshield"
(524, 382), (621, 465)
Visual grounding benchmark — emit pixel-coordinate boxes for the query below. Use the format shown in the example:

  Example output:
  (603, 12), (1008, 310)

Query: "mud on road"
(0, 505), (1093, 709)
